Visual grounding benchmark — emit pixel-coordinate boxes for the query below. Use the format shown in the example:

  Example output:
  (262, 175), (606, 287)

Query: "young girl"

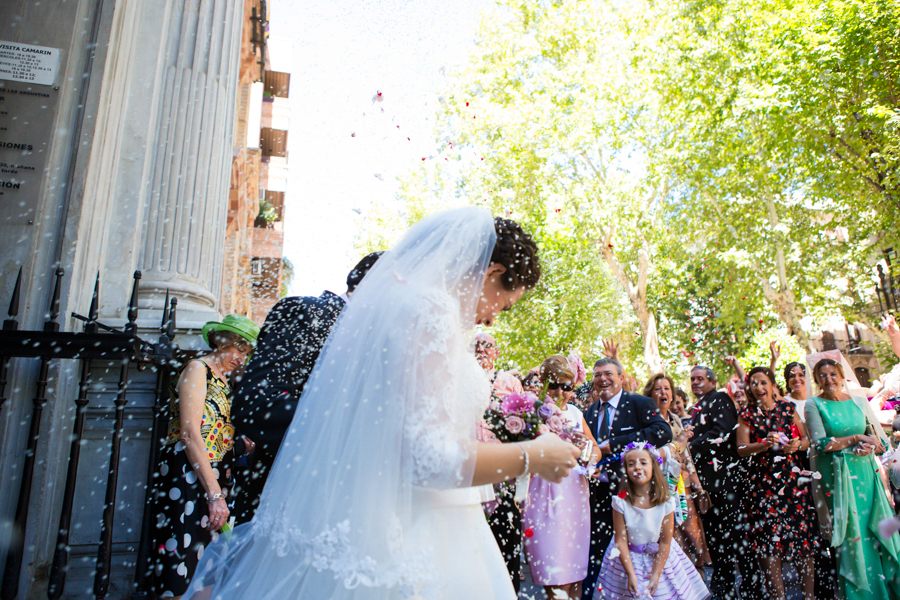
(594, 443), (709, 600)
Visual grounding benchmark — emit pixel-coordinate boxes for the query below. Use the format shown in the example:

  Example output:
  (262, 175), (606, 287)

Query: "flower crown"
(620, 441), (664, 465)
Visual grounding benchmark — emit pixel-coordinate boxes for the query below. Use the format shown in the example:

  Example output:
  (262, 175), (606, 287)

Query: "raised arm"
(725, 355), (746, 382)
(768, 342), (781, 374)
(884, 314), (900, 359)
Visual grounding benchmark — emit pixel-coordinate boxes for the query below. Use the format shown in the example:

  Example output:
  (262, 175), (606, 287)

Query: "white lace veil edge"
(186, 206), (497, 600)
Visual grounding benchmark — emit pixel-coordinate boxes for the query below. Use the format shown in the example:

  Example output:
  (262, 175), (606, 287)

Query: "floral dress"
(738, 399), (819, 558)
(151, 360), (234, 597)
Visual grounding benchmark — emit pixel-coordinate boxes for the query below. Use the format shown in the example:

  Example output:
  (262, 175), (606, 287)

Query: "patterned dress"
(151, 360), (234, 597)
(738, 399), (819, 559)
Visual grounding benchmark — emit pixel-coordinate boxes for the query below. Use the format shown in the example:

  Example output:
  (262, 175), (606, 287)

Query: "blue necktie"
(598, 402), (611, 440)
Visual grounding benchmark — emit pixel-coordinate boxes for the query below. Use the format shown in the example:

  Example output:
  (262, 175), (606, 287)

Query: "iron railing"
(0, 268), (180, 600)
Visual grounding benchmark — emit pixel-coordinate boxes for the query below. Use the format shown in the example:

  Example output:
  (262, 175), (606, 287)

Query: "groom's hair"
(346, 251), (384, 292)
(492, 217), (541, 291)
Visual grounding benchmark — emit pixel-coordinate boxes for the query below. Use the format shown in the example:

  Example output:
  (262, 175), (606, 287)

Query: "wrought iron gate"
(0, 268), (181, 600)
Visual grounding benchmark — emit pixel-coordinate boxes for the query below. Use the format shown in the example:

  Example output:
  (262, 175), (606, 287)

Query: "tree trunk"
(763, 196), (813, 352)
(596, 228), (662, 373)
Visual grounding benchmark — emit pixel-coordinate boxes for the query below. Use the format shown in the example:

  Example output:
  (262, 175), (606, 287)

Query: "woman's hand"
(769, 341), (781, 365)
(765, 432), (781, 447)
(206, 497), (230, 532)
(782, 438), (802, 454)
(854, 443), (875, 457)
(857, 434), (878, 447)
(527, 434), (580, 484)
(675, 426), (694, 446)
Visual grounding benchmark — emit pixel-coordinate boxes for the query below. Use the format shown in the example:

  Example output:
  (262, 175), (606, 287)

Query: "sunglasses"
(548, 382), (574, 392)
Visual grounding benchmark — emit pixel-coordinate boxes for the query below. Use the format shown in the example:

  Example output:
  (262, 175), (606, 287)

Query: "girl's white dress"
(593, 496), (709, 600)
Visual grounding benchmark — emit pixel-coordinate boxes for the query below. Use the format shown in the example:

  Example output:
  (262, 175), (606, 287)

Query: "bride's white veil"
(188, 206), (497, 599)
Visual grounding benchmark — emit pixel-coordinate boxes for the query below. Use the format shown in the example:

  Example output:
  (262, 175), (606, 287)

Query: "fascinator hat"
(201, 314), (260, 348)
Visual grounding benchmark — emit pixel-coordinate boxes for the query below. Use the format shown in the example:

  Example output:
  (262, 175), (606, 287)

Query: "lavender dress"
(594, 497), (709, 600)
(522, 404), (591, 585)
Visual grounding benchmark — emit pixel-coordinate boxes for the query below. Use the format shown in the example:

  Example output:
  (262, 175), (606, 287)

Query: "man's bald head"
(471, 332), (499, 370)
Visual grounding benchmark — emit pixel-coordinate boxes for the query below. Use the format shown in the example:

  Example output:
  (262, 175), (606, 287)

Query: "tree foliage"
(355, 0), (898, 380)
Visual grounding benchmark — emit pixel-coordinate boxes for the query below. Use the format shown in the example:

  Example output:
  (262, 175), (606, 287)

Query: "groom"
(581, 358), (671, 600)
(230, 251), (382, 522)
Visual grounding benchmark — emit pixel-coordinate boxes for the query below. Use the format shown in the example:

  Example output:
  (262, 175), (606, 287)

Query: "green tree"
(356, 0), (896, 377)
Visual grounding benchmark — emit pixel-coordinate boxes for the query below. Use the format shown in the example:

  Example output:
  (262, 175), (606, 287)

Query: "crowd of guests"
(475, 330), (900, 600)
(144, 236), (900, 600)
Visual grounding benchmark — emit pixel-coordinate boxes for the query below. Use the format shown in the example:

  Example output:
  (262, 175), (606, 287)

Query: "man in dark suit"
(230, 252), (382, 522)
(689, 365), (761, 600)
(581, 358), (672, 600)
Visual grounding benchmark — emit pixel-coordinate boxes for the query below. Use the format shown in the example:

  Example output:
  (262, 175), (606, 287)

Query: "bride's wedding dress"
(187, 207), (516, 599)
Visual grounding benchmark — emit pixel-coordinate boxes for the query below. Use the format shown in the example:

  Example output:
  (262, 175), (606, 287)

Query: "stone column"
(139, 0), (244, 328)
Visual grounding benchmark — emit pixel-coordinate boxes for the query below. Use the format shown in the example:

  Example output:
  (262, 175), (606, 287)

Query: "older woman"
(737, 367), (819, 600)
(523, 355), (601, 600)
(806, 358), (900, 600)
(151, 315), (259, 599)
(643, 373), (711, 571)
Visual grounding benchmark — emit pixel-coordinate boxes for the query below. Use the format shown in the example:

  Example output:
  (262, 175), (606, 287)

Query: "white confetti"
(879, 516), (900, 540)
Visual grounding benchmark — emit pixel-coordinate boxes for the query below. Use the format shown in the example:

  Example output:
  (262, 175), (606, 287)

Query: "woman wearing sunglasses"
(523, 355), (602, 600)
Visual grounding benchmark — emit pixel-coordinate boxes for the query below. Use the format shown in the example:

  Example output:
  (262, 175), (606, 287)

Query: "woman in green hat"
(150, 314), (259, 598)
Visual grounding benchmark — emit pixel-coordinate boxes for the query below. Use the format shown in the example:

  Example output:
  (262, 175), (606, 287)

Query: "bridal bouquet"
(484, 393), (593, 505)
(483, 392), (577, 443)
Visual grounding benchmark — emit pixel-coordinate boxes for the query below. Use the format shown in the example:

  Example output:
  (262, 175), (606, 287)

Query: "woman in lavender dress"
(523, 355), (601, 600)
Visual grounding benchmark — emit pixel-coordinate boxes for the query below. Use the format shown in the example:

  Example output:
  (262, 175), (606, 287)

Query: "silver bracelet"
(205, 491), (226, 502)
(514, 442), (530, 478)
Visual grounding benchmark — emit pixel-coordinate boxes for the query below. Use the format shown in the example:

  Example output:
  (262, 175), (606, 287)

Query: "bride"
(187, 207), (580, 599)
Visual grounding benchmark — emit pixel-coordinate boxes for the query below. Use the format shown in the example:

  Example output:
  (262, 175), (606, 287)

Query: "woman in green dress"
(806, 358), (900, 600)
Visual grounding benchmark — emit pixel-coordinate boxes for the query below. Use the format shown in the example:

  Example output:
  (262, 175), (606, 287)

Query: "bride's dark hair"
(492, 217), (541, 291)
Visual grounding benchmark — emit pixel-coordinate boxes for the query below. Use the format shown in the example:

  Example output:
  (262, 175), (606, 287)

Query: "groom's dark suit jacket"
(230, 290), (345, 521)
(580, 390), (672, 600)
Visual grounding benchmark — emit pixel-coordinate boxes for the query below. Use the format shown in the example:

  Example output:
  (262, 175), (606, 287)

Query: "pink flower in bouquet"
(500, 393), (535, 415)
(538, 424), (551, 436)
(505, 415), (525, 434)
(567, 352), (586, 386)
(489, 400), (501, 411)
(547, 415), (564, 433)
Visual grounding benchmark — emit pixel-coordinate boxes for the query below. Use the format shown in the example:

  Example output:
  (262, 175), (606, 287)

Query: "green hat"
(201, 314), (260, 348)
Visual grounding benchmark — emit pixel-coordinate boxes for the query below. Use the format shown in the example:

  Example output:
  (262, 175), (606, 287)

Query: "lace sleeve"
(400, 292), (478, 489)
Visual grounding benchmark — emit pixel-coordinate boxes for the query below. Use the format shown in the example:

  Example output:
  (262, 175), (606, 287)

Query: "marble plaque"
(0, 80), (59, 225)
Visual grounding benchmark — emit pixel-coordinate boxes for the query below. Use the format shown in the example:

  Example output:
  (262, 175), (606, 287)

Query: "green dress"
(810, 397), (900, 600)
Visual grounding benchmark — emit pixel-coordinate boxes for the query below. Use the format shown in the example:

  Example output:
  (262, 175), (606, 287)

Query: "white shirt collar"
(605, 388), (623, 408)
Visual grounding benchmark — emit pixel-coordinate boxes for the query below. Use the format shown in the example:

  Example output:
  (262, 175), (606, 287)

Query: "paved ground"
(516, 557), (804, 599)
